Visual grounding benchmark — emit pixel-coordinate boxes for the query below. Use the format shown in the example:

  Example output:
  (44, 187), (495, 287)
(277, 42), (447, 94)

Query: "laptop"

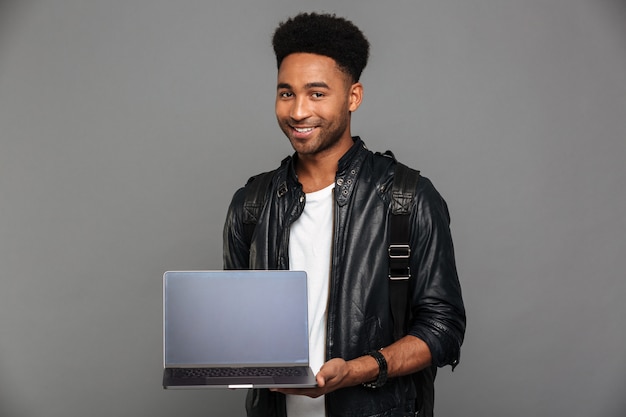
(162, 270), (318, 389)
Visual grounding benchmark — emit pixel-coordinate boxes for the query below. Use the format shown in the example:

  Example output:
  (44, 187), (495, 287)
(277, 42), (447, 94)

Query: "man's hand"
(271, 358), (354, 398)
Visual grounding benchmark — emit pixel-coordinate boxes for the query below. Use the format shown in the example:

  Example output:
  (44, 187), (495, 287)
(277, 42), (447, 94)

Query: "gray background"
(1, 0), (625, 416)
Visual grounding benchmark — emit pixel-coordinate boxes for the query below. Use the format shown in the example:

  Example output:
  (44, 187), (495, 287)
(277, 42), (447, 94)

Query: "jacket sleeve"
(407, 177), (466, 368)
(223, 186), (251, 270)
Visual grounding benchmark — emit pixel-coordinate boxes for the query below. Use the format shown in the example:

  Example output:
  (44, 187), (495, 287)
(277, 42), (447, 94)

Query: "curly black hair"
(272, 12), (370, 83)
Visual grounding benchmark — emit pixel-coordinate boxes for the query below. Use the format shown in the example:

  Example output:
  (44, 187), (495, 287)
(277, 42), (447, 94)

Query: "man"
(223, 12), (465, 417)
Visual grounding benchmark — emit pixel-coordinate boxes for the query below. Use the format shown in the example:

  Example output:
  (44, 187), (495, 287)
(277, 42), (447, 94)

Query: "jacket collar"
(335, 136), (368, 206)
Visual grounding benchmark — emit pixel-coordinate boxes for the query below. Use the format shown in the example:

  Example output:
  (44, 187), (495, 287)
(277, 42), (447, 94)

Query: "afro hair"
(272, 12), (370, 83)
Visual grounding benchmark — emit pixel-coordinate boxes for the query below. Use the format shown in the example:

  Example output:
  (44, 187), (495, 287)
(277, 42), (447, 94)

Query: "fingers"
(270, 387), (324, 398)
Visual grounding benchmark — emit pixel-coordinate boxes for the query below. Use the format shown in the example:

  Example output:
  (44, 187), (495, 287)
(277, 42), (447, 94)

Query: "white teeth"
(294, 127), (314, 133)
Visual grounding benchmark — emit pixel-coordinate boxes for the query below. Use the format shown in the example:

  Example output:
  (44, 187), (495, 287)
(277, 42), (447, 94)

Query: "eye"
(279, 91), (293, 99)
(312, 92), (324, 99)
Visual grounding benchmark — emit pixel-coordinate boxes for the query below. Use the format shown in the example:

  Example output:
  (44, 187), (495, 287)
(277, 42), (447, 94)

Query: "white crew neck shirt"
(286, 182), (334, 417)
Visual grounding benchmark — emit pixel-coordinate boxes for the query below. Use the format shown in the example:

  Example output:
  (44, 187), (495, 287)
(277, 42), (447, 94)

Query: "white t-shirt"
(286, 183), (334, 417)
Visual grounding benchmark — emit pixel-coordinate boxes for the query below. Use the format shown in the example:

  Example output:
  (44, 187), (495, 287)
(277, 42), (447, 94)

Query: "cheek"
(275, 103), (286, 119)
(325, 101), (351, 121)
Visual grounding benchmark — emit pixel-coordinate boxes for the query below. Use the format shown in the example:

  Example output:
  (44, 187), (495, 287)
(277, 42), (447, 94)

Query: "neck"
(296, 136), (353, 193)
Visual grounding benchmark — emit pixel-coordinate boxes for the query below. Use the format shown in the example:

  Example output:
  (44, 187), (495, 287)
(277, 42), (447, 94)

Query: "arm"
(273, 335), (431, 398)
(408, 177), (466, 368)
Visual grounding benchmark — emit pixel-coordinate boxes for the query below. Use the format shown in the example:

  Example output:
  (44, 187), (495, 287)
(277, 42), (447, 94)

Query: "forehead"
(277, 53), (349, 86)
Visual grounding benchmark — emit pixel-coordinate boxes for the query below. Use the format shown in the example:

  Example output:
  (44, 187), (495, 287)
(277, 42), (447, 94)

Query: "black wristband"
(362, 350), (388, 389)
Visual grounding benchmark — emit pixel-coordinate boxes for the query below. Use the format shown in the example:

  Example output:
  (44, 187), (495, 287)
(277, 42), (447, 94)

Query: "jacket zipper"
(324, 186), (338, 416)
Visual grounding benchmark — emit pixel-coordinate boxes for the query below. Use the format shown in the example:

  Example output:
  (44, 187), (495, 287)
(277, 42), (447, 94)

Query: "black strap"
(388, 161), (420, 341)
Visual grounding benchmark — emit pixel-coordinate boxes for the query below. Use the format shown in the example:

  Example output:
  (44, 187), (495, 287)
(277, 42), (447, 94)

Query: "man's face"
(275, 53), (362, 158)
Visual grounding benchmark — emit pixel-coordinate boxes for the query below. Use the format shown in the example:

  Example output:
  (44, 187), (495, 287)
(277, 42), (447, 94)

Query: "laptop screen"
(164, 270), (309, 367)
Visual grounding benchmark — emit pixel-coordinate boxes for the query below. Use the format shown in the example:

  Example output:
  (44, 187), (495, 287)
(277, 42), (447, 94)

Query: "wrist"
(362, 350), (388, 389)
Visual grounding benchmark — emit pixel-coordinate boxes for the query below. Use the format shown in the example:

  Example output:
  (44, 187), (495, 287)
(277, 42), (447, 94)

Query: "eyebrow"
(276, 82), (331, 90)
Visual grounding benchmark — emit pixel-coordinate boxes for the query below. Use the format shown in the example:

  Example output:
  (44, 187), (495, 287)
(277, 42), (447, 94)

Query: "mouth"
(290, 125), (316, 139)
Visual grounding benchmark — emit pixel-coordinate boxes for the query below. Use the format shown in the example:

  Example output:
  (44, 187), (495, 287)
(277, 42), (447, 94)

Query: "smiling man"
(223, 12), (466, 417)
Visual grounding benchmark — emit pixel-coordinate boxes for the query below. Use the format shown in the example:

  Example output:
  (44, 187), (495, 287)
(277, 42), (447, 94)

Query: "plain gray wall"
(1, 1), (625, 416)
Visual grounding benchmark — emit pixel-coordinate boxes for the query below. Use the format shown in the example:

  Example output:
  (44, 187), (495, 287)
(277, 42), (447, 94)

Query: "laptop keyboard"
(172, 366), (307, 379)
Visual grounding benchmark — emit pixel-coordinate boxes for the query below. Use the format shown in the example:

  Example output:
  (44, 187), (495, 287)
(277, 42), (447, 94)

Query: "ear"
(348, 82), (363, 112)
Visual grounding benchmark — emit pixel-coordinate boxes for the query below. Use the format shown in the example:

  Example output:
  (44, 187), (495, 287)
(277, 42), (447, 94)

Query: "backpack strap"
(388, 160), (420, 341)
(242, 170), (276, 247)
(387, 157), (438, 417)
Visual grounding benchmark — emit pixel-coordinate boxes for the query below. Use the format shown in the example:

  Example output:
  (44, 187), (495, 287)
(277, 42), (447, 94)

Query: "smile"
(293, 126), (315, 133)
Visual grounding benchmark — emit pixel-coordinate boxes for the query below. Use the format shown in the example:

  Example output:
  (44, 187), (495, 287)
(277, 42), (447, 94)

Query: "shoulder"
(370, 150), (448, 218)
(413, 175), (452, 228)
(370, 150), (438, 200)
(234, 156), (292, 202)
(227, 155), (293, 217)
(367, 150), (421, 195)
(244, 169), (278, 193)
(227, 171), (275, 217)
(243, 155), (292, 192)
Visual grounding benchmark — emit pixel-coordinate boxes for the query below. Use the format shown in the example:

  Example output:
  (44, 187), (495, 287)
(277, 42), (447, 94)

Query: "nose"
(289, 96), (311, 122)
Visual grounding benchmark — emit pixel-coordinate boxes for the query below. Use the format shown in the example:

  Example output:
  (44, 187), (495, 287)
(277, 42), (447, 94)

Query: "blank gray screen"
(164, 270), (309, 366)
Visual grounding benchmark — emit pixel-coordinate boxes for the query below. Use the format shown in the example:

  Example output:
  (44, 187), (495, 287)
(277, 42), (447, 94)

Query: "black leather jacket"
(223, 137), (466, 417)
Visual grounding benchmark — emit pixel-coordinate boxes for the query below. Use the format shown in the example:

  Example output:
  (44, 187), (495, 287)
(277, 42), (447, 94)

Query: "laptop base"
(163, 367), (317, 389)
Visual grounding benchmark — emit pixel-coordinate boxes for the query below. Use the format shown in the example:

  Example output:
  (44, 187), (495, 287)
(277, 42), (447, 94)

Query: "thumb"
(315, 373), (326, 388)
